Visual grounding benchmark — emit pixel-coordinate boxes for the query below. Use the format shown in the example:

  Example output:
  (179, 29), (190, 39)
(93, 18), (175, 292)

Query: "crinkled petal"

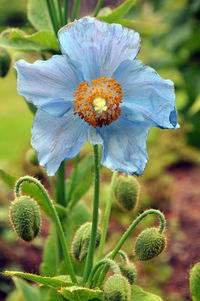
(96, 108), (152, 175)
(15, 56), (83, 117)
(113, 60), (179, 129)
(31, 110), (88, 175)
(58, 17), (140, 81)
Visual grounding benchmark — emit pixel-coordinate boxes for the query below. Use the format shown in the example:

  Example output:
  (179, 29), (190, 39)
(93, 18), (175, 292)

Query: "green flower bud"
(71, 222), (101, 262)
(119, 262), (136, 284)
(104, 274), (131, 301)
(190, 262), (200, 299)
(25, 149), (39, 166)
(9, 196), (41, 242)
(115, 175), (140, 211)
(134, 227), (166, 261)
(0, 48), (11, 77)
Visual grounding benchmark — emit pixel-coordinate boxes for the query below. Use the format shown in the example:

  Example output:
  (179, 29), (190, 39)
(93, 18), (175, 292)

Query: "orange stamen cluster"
(73, 76), (123, 128)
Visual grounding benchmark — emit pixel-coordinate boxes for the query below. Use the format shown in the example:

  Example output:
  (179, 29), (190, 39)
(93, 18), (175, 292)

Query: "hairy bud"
(9, 196), (41, 242)
(115, 175), (140, 211)
(134, 227), (166, 261)
(190, 262), (200, 299)
(104, 274), (131, 301)
(119, 262), (136, 284)
(71, 222), (101, 262)
(25, 149), (39, 166)
(0, 48), (11, 77)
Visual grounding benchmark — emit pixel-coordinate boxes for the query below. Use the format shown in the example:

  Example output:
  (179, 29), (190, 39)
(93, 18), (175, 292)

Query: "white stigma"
(93, 96), (107, 113)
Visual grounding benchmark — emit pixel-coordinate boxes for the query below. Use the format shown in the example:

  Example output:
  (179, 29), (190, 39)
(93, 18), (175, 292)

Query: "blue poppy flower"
(15, 17), (179, 176)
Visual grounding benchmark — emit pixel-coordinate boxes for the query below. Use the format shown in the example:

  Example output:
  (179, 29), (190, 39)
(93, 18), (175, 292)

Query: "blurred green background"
(0, 0), (200, 301)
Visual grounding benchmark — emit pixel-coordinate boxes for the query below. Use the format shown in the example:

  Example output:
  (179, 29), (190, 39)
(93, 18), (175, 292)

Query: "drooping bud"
(115, 175), (140, 211)
(119, 262), (136, 284)
(104, 274), (131, 301)
(0, 48), (11, 77)
(71, 222), (101, 262)
(134, 227), (166, 261)
(25, 148), (39, 166)
(9, 196), (41, 242)
(190, 262), (200, 300)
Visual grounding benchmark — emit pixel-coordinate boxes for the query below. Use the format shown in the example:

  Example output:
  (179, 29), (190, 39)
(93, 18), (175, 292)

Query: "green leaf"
(46, 289), (64, 301)
(99, 0), (136, 23)
(28, 0), (52, 31)
(13, 277), (40, 301)
(0, 169), (16, 188)
(59, 286), (103, 301)
(132, 285), (164, 301)
(40, 225), (59, 277)
(4, 271), (72, 289)
(69, 173), (93, 208)
(0, 29), (59, 52)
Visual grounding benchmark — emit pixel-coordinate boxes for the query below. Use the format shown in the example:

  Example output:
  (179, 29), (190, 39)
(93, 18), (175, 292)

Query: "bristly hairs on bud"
(134, 227), (166, 261)
(71, 222), (101, 262)
(119, 262), (137, 285)
(190, 262), (200, 300)
(115, 175), (140, 211)
(9, 196), (41, 242)
(104, 274), (131, 301)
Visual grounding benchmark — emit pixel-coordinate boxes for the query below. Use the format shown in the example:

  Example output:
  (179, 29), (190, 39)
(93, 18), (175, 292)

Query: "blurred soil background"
(0, 0), (200, 301)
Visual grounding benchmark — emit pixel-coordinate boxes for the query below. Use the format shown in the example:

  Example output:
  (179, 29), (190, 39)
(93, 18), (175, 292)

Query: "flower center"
(73, 76), (122, 128)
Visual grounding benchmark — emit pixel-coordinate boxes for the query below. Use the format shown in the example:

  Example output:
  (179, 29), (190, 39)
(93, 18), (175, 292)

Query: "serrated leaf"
(0, 169), (16, 188)
(13, 277), (40, 301)
(40, 225), (59, 277)
(28, 0), (52, 31)
(0, 28), (59, 52)
(5, 271), (72, 289)
(59, 286), (103, 301)
(132, 285), (164, 301)
(99, 0), (136, 22)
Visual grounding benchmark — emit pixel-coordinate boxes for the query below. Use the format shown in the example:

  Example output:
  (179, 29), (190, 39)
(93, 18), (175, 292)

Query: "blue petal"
(15, 56), (83, 117)
(58, 17), (140, 81)
(113, 60), (179, 129)
(96, 108), (152, 175)
(31, 110), (88, 175)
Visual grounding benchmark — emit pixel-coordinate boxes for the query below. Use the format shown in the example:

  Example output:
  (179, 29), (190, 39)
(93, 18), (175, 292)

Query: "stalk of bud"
(9, 196), (41, 242)
(134, 227), (166, 261)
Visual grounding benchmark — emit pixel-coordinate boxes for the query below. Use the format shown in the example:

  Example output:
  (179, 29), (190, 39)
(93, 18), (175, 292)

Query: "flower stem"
(64, 0), (69, 24)
(67, 154), (79, 206)
(97, 171), (118, 261)
(46, 0), (59, 35)
(56, 161), (66, 206)
(83, 145), (100, 284)
(14, 176), (77, 283)
(94, 0), (103, 17)
(96, 209), (166, 286)
(72, 0), (81, 21)
(56, 0), (64, 27)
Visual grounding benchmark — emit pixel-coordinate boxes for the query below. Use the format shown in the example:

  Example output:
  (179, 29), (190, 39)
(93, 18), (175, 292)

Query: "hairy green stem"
(94, 0), (103, 17)
(97, 209), (166, 286)
(46, 0), (59, 34)
(64, 0), (69, 24)
(72, 0), (81, 21)
(56, 0), (64, 27)
(56, 161), (66, 206)
(97, 171), (118, 261)
(14, 176), (77, 283)
(87, 259), (120, 288)
(67, 154), (79, 206)
(83, 145), (100, 284)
